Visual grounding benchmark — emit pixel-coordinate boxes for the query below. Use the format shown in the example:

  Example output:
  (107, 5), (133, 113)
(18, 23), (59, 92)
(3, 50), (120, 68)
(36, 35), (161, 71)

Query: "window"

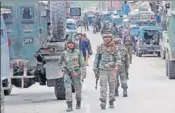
(1, 7), (13, 20)
(139, 14), (150, 20)
(66, 23), (76, 30)
(21, 7), (34, 19)
(113, 18), (122, 25)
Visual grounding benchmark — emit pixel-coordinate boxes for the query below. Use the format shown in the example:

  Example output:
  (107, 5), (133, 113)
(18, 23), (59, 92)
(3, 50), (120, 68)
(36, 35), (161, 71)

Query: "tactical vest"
(98, 44), (116, 70)
(125, 35), (132, 45)
(64, 49), (81, 70)
(118, 45), (128, 71)
(123, 29), (132, 45)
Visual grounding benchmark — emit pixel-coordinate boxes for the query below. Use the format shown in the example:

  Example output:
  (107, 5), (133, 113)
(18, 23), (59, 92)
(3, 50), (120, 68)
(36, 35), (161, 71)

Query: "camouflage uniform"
(101, 22), (111, 35)
(60, 38), (86, 112)
(83, 14), (89, 31)
(0, 84), (4, 113)
(115, 42), (129, 97)
(122, 28), (133, 64)
(93, 33), (121, 109)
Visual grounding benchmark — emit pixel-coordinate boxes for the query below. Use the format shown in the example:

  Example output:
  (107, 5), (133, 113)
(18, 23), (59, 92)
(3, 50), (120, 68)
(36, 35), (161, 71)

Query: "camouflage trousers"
(116, 67), (128, 89)
(0, 89), (4, 113)
(84, 24), (89, 31)
(99, 69), (116, 101)
(64, 73), (82, 102)
(125, 45), (133, 63)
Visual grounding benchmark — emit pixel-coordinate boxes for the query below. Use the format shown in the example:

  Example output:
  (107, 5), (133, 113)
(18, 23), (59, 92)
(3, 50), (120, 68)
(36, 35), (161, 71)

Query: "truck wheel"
(4, 88), (12, 96)
(12, 78), (35, 88)
(138, 53), (142, 57)
(54, 77), (66, 100)
(166, 59), (168, 76)
(167, 60), (175, 79)
(157, 52), (161, 57)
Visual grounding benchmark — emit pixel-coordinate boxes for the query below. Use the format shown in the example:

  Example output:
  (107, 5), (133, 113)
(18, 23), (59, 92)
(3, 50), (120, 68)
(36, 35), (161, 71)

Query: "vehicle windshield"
(139, 13), (151, 20)
(66, 23), (76, 30)
(143, 30), (160, 40)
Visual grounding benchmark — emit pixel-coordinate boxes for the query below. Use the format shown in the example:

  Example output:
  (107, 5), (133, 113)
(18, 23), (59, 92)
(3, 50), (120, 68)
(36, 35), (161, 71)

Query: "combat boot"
(66, 101), (73, 112)
(115, 88), (119, 96)
(123, 89), (128, 97)
(76, 100), (81, 109)
(100, 100), (106, 110)
(109, 101), (114, 108)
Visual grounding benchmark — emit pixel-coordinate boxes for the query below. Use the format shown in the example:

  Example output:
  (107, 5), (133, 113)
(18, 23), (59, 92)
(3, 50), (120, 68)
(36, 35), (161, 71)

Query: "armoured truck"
(1, 15), (12, 95)
(135, 26), (162, 57)
(1, 1), (70, 99)
(164, 1), (175, 79)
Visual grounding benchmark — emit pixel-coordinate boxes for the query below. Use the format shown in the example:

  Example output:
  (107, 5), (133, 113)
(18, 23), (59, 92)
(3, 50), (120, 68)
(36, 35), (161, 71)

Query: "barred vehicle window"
(1, 7), (13, 20)
(21, 7), (34, 19)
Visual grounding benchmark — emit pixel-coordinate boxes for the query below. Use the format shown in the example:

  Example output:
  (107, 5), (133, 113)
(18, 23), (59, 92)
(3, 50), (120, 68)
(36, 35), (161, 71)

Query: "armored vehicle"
(164, 1), (175, 79)
(1, 15), (12, 95)
(135, 26), (162, 57)
(1, 1), (69, 99)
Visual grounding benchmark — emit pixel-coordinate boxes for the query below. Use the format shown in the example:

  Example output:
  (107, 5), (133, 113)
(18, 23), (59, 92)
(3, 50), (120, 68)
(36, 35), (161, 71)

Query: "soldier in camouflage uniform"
(114, 38), (129, 97)
(60, 38), (86, 112)
(93, 32), (121, 109)
(101, 22), (111, 35)
(122, 27), (133, 65)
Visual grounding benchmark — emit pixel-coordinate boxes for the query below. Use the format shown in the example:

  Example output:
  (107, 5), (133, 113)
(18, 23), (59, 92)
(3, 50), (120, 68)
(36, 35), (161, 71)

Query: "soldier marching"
(114, 38), (129, 97)
(60, 38), (86, 112)
(93, 30), (121, 109)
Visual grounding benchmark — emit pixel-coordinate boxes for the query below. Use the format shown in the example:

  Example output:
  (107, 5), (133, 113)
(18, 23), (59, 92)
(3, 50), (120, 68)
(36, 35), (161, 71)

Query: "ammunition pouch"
(124, 41), (132, 45)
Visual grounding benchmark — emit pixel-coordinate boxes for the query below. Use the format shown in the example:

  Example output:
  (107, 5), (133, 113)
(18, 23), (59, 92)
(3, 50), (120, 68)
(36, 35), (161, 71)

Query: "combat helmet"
(66, 38), (75, 44)
(102, 32), (113, 38)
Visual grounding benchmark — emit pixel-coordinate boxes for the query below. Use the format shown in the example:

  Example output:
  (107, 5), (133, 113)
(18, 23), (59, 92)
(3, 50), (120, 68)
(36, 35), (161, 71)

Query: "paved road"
(4, 27), (175, 113)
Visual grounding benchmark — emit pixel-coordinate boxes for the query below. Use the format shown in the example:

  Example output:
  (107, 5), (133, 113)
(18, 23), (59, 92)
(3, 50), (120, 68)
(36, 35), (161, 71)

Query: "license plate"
(24, 37), (33, 44)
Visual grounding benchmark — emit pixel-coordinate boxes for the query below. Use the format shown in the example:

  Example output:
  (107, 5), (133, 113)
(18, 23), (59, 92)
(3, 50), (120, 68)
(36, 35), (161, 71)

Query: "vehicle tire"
(4, 88), (12, 96)
(12, 78), (34, 88)
(54, 77), (66, 100)
(166, 59), (168, 76)
(157, 52), (161, 57)
(138, 53), (142, 57)
(167, 58), (175, 79)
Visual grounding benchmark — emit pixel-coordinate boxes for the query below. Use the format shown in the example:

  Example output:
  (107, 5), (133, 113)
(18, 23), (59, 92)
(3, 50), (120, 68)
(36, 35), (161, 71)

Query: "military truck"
(1, 1), (70, 99)
(164, 1), (175, 79)
(1, 15), (12, 95)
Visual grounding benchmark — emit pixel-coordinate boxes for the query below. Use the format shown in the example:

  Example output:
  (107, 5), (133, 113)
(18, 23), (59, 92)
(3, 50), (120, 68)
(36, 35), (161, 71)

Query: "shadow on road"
(5, 92), (64, 105)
